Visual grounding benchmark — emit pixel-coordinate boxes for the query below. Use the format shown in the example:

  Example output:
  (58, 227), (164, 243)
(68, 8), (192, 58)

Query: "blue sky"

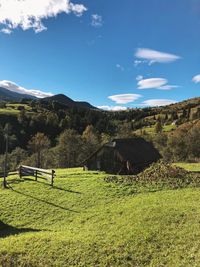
(0, 0), (199, 110)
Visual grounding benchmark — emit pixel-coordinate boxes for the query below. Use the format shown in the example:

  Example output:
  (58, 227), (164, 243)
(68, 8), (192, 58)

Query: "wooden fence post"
(35, 170), (38, 181)
(19, 166), (22, 179)
(51, 170), (55, 187)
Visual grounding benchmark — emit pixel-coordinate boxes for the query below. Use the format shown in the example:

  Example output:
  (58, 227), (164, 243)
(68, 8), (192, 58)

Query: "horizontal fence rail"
(19, 165), (56, 186)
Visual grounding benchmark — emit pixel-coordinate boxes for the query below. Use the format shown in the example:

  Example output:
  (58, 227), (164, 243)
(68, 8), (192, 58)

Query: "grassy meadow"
(0, 103), (33, 115)
(175, 163), (200, 172)
(0, 164), (200, 266)
(135, 124), (177, 136)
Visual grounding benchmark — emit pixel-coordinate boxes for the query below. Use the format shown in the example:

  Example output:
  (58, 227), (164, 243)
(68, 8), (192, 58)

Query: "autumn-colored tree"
(60, 115), (70, 130)
(187, 121), (200, 160)
(46, 112), (59, 127)
(57, 129), (83, 168)
(82, 125), (100, 158)
(167, 123), (191, 161)
(28, 133), (50, 168)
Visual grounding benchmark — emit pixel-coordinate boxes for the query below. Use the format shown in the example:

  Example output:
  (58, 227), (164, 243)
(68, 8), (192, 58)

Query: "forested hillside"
(0, 97), (199, 171)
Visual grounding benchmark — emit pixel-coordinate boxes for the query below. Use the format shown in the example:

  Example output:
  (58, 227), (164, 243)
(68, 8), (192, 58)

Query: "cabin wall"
(86, 147), (123, 174)
(86, 147), (159, 175)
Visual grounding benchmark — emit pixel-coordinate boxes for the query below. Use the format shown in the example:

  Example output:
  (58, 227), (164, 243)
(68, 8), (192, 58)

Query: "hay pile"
(105, 161), (200, 189)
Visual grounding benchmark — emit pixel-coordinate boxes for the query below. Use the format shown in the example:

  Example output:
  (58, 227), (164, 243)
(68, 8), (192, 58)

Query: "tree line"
(0, 99), (199, 171)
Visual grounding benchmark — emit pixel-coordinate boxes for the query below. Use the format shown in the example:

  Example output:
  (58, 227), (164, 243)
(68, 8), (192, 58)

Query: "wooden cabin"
(83, 138), (161, 175)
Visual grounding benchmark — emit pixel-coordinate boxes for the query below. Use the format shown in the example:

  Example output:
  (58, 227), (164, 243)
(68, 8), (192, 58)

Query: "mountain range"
(1, 86), (200, 112)
(0, 87), (97, 110)
(41, 94), (97, 109)
(0, 87), (36, 101)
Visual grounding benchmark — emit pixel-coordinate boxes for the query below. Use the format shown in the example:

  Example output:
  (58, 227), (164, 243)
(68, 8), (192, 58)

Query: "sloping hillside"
(1, 166), (200, 266)
(0, 87), (36, 101)
(41, 94), (97, 109)
(0, 89), (97, 110)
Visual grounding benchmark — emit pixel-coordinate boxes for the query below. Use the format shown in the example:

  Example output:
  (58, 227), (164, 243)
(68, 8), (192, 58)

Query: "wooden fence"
(19, 165), (55, 186)
(0, 170), (19, 188)
(0, 170), (19, 178)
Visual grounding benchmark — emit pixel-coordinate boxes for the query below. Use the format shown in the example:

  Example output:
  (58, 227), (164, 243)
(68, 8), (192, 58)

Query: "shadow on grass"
(53, 185), (82, 194)
(22, 177), (82, 194)
(0, 221), (41, 238)
(8, 185), (79, 213)
(7, 179), (25, 185)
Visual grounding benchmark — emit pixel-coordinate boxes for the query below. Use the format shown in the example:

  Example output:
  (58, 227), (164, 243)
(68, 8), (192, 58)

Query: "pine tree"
(155, 121), (163, 134)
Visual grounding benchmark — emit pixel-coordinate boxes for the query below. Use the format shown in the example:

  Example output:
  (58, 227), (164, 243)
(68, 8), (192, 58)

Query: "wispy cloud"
(108, 94), (142, 104)
(134, 60), (144, 67)
(192, 74), (200, 83)
(137, 78), (179, 90)
(116, 64), (124, 71)
(135, 48), (181, 65)
(142, 99), (177, 107)
(136, 75), (143, 81)
(0, 80), (53, 98)
(98, 105), (127, 111)
(0, 0), (87, 34)
(91, 14), (103, 28)
(158, 85), (179, 90)
(0, 28), (12, 34)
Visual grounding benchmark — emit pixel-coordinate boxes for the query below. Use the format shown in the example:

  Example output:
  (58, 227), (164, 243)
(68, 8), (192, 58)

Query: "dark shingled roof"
(110, 138), (161, 164)
(84, 137), (161, 165)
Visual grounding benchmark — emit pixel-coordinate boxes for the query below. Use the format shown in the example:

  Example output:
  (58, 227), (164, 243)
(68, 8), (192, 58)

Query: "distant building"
(83, 138), (161, 175)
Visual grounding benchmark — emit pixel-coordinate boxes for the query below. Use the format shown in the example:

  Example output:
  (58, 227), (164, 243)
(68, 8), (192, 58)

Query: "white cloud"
(98, 106), (127, 111)
(0, 80), (53, 98)
(137, 78), (179, 90)
(0, 0), (87, 34)
(1, 28), (12, 34)
(136, 75), (143, 81)
(91, 14), (103, 27)
(138, 78), (168, 89)
(192, 74), (200, 83)
(142, 99), (177, 107)
(116, 64), (124, 71)
(134, 60), (144, 67)
(108, 94), (142, 104)
(135, 48), (181, 65)
(158, 85), (179, 90)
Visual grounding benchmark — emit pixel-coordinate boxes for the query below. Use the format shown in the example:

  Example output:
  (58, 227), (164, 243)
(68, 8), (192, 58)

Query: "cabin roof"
(84, 137), (161, 165)
(111, 138), (160, 164)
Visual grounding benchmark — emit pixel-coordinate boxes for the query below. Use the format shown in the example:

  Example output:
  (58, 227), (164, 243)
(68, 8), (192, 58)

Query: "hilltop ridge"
(41, 94), (97, 110)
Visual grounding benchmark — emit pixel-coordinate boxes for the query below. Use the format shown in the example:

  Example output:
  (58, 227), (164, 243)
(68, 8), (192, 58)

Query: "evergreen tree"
(155, 120), (163, 134)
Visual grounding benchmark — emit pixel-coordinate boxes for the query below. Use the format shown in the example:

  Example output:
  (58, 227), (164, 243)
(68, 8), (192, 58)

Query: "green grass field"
(0, 104), (33, 115)
(135, 124), (177, 136)
(5, 104), (31, 110)
(0, 108), (20, 115)
(0, 164), (200, 266)
(175, 163), (200, 172)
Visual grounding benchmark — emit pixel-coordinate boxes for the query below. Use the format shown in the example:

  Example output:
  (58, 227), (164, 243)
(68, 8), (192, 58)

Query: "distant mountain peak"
(0, 87), (97, 110)
(41, 94), (97, 110)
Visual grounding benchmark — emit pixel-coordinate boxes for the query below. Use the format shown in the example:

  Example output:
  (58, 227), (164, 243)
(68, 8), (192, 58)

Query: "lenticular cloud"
(0, 0), (87, 33)
(135, 48), (181, 64)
